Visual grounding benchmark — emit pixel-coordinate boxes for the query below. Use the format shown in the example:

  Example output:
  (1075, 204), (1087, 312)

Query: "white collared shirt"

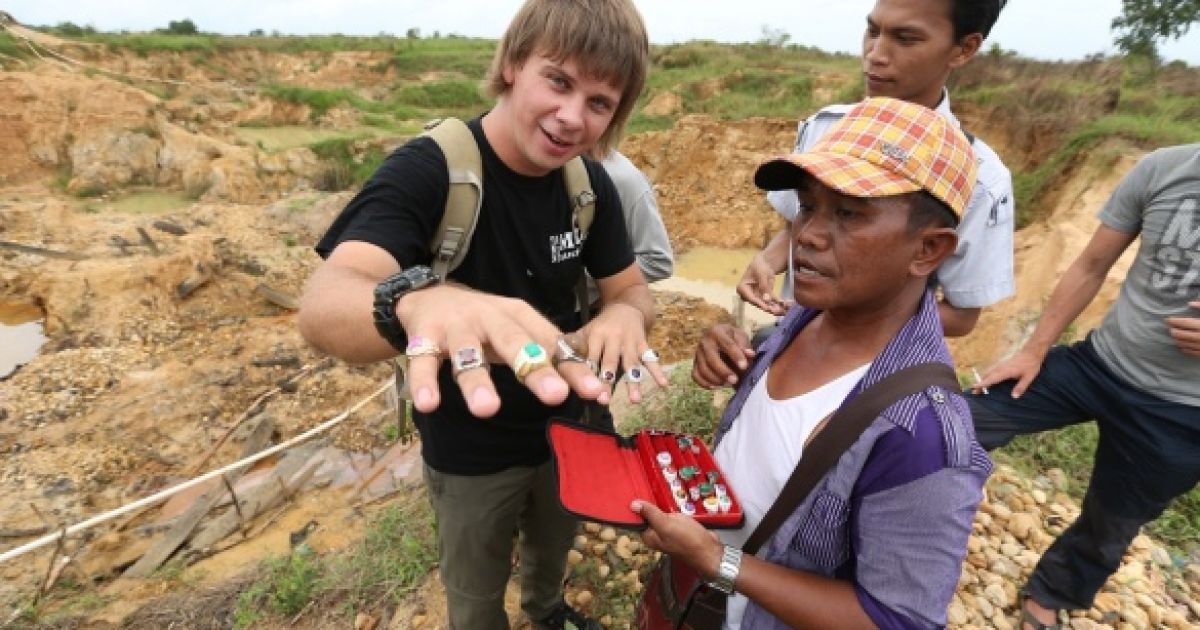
(766, 91), (1015, 308)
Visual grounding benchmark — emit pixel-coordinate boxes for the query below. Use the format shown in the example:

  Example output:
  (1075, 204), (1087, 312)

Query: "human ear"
(502, 62), (519, 86)
(949, 33), (983, 69)
(910, 228), (958, 277)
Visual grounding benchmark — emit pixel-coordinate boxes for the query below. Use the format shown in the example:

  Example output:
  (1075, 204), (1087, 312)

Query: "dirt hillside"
(0, 36), (1196, 630)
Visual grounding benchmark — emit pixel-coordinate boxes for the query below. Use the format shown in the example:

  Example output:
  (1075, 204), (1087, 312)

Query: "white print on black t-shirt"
(550, 226), (587, 264)
(1152, 198), (1200, 296)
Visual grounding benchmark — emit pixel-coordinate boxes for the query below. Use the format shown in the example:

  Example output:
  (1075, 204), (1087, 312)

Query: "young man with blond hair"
(298, 1), (663, 627)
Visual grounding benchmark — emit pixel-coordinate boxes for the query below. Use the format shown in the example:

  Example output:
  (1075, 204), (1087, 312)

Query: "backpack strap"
(389, 118), (482, 444)
(563, 156), (597, 323)
(422, 118), (483, 280)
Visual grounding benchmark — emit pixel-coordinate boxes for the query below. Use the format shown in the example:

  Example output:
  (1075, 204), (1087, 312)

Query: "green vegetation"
(621, 363), (722, 441)
(1012, 113), (1200, 226)
(234, 496), (437, 627)
(262, 78), (482, 123)
(37, 27), (496, 76)
(308, 136), (388, 191)
(0, 31), (28, 59)
(636, 41), (859, 122)
(953, 55), (1200, 227)
(1112, 0), (1200, 57)
(234, 547), (321, 627)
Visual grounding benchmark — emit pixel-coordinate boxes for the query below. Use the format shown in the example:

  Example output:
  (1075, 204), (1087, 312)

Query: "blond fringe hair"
(485, 0), (649, 157)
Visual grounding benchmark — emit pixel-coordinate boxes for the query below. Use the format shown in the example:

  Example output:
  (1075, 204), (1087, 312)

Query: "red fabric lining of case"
(547, 419), (744, 530)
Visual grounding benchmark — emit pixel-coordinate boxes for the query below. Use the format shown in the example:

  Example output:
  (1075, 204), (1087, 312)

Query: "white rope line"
(0, 379), (393, 565)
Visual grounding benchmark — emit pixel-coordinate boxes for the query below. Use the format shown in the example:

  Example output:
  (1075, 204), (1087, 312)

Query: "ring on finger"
(512, 342), (551, 384)
(405, 336), (441, 359)
(626, 365), (646, 383)
(563, 332), (589, 356)
(599, 369), (617, 383)
(640, 348), (660, 364)
(552, 335), (589, 368)
(451, 347), (487, 377)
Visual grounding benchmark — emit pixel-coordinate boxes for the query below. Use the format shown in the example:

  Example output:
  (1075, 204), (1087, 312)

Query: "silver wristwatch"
(705, 545), (742, 594)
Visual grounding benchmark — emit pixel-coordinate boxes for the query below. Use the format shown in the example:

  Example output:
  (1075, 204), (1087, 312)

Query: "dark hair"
(950, 0), (1007, 40)
(906, 190), (959, 232)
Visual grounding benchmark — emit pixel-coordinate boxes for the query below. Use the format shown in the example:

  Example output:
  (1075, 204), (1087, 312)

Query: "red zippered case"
(546, 419), (744, 530)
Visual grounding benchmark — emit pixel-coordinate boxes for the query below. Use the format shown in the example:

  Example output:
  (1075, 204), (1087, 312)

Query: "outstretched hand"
(1166, 300), (1200, 358)
(693, 324), (756, 389)
(397, 284), (607, 417)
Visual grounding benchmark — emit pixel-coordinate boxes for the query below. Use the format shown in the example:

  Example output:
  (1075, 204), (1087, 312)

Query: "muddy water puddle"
(659, 246), (778, 329)
(0, 302), (47, 379)
(108, 191), (194, 214)
(74, 190), (195, 215)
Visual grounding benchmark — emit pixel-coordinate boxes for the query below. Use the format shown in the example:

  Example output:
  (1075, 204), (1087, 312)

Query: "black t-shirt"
(316, 117), (634, 475)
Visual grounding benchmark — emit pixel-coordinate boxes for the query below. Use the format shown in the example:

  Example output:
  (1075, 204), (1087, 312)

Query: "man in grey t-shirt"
(969, 144), (1200, 628)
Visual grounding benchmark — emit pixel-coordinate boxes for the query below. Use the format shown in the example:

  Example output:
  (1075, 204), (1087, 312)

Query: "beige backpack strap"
(390, 119), (483, 436)
(422, 117), (483, 279)
(563, 156), (597, 323)
(563, 156), (596, 237)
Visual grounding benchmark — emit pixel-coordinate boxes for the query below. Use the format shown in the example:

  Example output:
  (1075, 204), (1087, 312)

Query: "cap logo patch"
(880, 142), (909, 162)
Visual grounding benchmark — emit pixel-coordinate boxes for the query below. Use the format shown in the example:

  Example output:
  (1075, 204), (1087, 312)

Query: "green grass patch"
(233, 496), (437, 628)
(625, 114), (676, 136)
(395, 78), (485, 110)
(0, 32), (29, 59)
(620, 363), (722, 441)
(1013, 114), (1200, 228)
(321, 496), (438, 608)
(262, 85), (361, 119)
(90, 33), (219, 55)
(234, 546), (321, 627)
(308, 136), (388, 191)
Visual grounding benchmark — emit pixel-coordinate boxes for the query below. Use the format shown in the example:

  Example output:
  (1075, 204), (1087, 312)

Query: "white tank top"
(714, 362), (870, 629)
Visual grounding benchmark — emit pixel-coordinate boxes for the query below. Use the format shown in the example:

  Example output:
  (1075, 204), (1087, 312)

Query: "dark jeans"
(967, 336), (1200, 611)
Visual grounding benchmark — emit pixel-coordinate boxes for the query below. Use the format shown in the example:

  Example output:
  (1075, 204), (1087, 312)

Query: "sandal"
(1019, 593), (1062, 630)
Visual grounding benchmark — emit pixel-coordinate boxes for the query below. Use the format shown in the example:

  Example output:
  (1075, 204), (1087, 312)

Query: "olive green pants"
(423, 461), (577, 629)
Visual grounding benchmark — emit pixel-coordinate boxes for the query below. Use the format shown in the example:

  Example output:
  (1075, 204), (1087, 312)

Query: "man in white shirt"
(738, 0), (1013, 337)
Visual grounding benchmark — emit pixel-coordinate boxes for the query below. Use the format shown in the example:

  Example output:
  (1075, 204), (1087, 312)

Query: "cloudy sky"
(6, 0), (1199, 64)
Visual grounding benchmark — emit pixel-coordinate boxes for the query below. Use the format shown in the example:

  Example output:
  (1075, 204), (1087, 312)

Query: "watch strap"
(372, 267), (439, 351)
(706, 545), (742, 594)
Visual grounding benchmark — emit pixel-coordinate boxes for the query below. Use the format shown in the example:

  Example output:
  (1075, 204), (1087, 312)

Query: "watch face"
(401, 266), (438, 289)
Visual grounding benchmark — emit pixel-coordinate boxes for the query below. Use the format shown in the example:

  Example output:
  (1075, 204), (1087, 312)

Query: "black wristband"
(372, 266), (439, 351)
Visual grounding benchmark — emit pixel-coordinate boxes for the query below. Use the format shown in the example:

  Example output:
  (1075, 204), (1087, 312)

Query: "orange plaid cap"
(754, 97), (978, 217)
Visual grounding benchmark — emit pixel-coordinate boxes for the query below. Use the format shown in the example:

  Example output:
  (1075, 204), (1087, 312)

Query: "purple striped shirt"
(714, 290), (991, 629)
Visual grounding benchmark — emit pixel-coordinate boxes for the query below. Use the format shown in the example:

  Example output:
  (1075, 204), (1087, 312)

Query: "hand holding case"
(547, 419), (744, 530)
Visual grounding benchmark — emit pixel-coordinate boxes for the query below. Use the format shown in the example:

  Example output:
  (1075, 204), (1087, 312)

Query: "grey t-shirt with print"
(1092, 144), (1200, 406)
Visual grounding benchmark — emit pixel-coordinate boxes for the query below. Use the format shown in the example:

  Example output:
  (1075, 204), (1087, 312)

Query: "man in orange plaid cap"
(635, 97), (991, 629)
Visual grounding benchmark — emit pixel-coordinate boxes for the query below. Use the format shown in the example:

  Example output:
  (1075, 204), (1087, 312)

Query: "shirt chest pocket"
(789, 491), (851, 571)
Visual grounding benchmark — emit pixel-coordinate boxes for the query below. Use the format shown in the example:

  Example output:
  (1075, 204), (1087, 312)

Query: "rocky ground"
(0, 34), (1197, 630)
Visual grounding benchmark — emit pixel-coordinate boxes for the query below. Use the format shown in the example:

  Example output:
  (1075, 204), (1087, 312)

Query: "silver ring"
(640, 348), (660, 363)
(552, 335), (589, 367)
(600, 369), (616, 383)
(451, 347), (486, 376)
(626, 365), (645, 383)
